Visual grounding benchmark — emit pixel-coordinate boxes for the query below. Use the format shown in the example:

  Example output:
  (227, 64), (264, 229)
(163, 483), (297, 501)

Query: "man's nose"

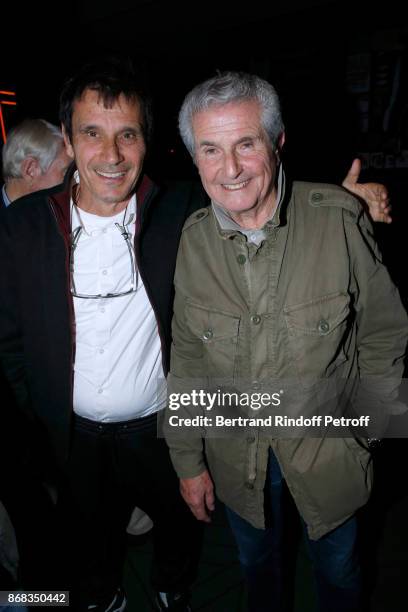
(102, 137), (124, 164)
(224, 151), (242, 178)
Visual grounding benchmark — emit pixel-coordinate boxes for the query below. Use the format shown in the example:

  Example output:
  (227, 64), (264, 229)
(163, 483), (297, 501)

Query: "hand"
(180, 470), (215, 523)
(342, 158), (392, 224)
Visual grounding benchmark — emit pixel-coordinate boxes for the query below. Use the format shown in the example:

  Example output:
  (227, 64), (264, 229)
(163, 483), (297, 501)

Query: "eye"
(204, 147), (218, 156)
(86, 129), (98, 138)
(239, 140), (254, 151)
(121, 131), (137, 141)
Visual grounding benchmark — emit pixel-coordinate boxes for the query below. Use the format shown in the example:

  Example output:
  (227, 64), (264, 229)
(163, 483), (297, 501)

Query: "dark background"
(2, 0), (407, 296)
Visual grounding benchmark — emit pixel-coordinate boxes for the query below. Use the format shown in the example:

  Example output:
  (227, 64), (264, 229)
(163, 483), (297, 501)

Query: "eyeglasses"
(70, 221), (138, 299)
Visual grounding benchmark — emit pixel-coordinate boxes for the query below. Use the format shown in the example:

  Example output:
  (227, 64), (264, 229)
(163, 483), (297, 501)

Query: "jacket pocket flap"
(185, 303), (240, 341)
(284, 292), (350, 336)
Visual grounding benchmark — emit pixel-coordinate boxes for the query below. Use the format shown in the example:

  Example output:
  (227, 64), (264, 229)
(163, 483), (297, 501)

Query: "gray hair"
(178, 71), (285, 157)
(2, 119), (63, 180)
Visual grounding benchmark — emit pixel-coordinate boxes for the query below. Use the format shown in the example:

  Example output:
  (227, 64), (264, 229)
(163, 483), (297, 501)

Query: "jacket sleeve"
(0, 212), (30, 413)
(347, 210), (408, 429)
(164, 234), (209, 480)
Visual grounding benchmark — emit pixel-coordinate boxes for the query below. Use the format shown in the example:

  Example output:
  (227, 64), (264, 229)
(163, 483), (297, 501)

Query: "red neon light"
(0, 89), (17, 142)
(0, 106), (6, 143)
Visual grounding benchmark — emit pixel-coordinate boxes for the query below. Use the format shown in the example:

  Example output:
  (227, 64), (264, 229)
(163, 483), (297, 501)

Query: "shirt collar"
(70, 171), (137, 234)
(2, 184), (11, 207)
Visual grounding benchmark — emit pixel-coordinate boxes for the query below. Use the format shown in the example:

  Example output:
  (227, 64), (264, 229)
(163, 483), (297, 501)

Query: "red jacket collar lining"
(49, 173), (155, 237)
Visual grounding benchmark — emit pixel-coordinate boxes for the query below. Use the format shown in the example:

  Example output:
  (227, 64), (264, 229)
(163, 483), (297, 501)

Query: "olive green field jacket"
(166, 180), (408, 539)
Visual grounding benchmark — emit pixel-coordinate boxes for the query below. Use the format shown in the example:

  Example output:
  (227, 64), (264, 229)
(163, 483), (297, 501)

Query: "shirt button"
(100, 307), (105, 313)
(317, 319), (330, 334)
(245, 482), (254, 490)
(252, 381), (260, 391)
(311, 192), (323, 203)
(251, 314), (261, 325)
(98, 388), (103, 394)
(102, 269), (108, 275)
(102, 228), (107, 234)
(99, 348), (104, 354)
(202, 329), (213, 341)
(237, 254), (246, 265)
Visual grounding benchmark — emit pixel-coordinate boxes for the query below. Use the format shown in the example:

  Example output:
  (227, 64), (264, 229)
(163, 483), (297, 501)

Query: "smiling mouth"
(222, 180), (250, 191)
(95, 170), (127, 179)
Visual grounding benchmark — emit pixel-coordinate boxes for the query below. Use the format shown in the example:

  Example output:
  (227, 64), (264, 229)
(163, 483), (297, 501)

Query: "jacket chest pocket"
(284, 292), (351, 389)
(185, 303), (240, 380)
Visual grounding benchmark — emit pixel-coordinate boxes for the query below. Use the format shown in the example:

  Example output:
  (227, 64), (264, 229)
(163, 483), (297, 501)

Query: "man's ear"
(278, 132), (286, 150)
(20, 157), (41, 181)
(274, 132), (286, 165)
(61, 124), (75, 160)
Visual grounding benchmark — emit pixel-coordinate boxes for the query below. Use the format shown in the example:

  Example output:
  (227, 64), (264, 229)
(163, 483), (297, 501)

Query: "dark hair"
(59, 55), (153, 145)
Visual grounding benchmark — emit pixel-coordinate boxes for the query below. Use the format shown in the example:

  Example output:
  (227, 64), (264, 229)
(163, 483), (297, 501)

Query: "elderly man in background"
(0, 117), (71, 598)
(1, 118), (71, 207)
(166, 72), (407, 612)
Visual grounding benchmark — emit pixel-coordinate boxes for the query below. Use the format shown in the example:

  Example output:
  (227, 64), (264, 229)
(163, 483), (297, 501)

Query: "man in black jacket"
(0, 57), (204, 612)
(0, 56), (391, 612)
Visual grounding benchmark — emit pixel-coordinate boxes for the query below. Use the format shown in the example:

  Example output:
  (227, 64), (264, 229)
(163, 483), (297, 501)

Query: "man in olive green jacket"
(165, 72), (408, 612)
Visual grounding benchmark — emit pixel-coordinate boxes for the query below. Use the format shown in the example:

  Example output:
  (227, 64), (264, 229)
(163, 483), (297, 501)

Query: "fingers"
(341, 159), (393, 224)
(190, 499), (212, 523)
(381, 209), (393, 224)
(342, 158), (361, 188)
(183, 486), (212, 522)
(180, 472), (215, 523)
(371, 191), (392, 223)
(205, 486), (215, 512)
(370, 208), (392, 224)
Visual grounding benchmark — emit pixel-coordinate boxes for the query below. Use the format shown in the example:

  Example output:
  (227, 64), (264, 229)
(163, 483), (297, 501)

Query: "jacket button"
(251, 314), (261, 325)
(202, 329), (213, 341)
(252, 381), (260, 390)
(245, 482), (254, 490)
(196, 212), (206, 219)
(311, 192), (323, 203)
(237, 254), (246, 265)
(317, 319), (330, 334)
(247, 436), (255, 443)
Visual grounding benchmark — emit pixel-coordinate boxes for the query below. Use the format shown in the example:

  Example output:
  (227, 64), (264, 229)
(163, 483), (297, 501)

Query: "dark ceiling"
(2, 0), (407, 296)
(2, 0), (407, 182)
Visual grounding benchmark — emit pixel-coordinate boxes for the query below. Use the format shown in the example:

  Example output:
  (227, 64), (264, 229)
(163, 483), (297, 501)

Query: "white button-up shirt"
(71, 195), (166, 422)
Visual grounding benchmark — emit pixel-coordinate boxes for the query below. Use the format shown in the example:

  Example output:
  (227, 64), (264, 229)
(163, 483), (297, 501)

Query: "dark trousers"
(226, 449), (362, 612)
(57, 412), (202, 608)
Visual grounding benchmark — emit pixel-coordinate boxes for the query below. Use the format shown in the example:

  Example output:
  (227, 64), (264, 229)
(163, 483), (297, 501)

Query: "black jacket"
(0, 170), (206, 467)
